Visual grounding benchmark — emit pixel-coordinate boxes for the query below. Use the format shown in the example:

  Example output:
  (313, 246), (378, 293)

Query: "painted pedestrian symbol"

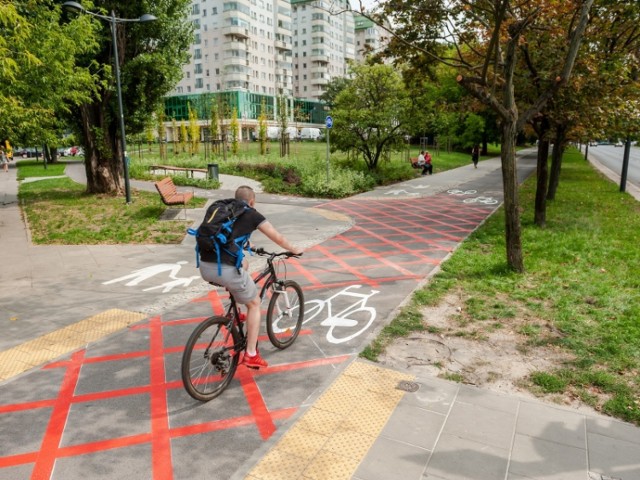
(103, 261), (200, 292)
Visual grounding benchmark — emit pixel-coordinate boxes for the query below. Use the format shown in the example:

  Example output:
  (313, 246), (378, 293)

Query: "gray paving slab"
(425, 433), (510, 480)
(509, 434), (587, 480)
(587, 432), (640, 479)
(516, 401), (586, 449)
(353, 435), (431, 480)
(379, 402), (445, 450)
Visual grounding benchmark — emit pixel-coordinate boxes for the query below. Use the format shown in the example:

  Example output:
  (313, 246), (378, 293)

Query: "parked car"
(614, 141), (624, 147)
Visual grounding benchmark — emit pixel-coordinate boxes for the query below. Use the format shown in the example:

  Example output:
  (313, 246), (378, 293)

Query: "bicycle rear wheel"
(266, 280), (304, 349)
(181, 316), (241, 401)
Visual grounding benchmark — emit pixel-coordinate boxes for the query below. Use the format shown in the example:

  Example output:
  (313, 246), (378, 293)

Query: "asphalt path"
(586, 143), (640, 191)
(0, 153), (539, 480)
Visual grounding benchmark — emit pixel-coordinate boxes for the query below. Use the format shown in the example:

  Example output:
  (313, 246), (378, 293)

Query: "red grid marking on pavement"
(0, 191), (498, 478)
(30, 350), (85, 479)
(0, 306), (349, 477)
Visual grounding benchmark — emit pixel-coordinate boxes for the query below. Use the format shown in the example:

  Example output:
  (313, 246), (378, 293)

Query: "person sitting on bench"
(417, 150), (433, 175)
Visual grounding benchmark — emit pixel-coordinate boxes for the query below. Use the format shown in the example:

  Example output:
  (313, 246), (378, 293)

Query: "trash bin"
(207, 163), (219, 181)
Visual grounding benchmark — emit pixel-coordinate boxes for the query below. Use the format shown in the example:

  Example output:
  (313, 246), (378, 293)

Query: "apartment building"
(353, 12), (389, 62)
(165, 0), (357, 131)
(290, 0), (355, 101)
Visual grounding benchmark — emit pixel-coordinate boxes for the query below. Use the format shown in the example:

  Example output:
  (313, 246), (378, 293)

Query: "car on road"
(614, 141), (624, 147)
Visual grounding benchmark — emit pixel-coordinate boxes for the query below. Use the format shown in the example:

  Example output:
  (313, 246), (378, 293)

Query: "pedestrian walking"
(1, 148), (8, 173)
(471, 144), (480, 168)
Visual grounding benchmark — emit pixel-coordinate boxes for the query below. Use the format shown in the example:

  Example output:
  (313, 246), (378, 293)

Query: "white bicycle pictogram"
(462, 196), (499, 205)
(270, 285), (380, 344)
(447, 189), (477, 195)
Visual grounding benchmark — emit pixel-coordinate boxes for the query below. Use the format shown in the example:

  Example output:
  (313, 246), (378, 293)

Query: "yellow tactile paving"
(246, 359), (414, 480)
(0, 309), (147, 381)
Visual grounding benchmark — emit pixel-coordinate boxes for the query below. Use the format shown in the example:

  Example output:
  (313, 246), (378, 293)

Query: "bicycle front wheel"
(181, 316), (241, 401)
(266, 280), (304, 349)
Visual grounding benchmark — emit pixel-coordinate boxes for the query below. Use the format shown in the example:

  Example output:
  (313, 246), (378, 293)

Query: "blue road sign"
(325, 115), (333, 129)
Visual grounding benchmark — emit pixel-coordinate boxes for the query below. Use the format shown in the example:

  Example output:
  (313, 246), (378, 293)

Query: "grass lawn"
(16, 159), (66, 180)
(18, 172), (206, 244)
(362, 147), (640, 425)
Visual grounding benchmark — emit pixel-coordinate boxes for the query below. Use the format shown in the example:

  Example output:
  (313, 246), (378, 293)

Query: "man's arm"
(257, 221), (304, 255)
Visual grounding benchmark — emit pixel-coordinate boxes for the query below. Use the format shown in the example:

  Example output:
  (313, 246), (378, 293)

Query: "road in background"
(586, 143), (640, 191)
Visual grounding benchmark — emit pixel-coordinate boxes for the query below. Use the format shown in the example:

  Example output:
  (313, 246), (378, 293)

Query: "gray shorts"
(199, 262), (258, 304)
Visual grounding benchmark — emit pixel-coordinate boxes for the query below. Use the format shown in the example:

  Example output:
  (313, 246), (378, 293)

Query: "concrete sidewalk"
(243, 359), (640, 480)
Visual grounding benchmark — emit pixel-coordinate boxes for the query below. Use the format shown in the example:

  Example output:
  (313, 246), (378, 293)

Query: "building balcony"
(222, 26), (250, 38)
(224, 40), (248, 50)
(224, 56), (250, 67)
(310, 53), (329, 63)
(312, 77), (329, 86)
(224, 72), (251, 82)
(276, 61), (293, 71)
(310, 65), (328, 74)
(275, 40), (292, 51)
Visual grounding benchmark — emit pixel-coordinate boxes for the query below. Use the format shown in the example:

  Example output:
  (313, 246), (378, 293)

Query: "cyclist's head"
(235, 186), (256, 206)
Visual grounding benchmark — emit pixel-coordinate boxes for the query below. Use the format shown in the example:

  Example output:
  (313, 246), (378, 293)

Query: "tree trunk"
(501, 118), (525, 273)
(79, 99), (123, 195)
(533, 117), (551, 227)
(547, 124), (567, 201)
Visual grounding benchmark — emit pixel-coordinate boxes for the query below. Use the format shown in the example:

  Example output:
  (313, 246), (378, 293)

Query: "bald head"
(235, 186), (255, 204)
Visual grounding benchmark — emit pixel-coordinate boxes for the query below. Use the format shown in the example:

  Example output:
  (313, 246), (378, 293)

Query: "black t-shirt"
(200, 206), (266, 264)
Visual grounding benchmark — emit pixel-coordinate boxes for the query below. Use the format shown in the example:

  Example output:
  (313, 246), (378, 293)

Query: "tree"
(258, 100), (268, 155)
(331, 63), (416, 170)
(276, 94), (289, 157)
(180, 121), (188, 154)
(171, 117), (178, 155)
(67, 0), (192, 196)
(230, 107), (239, 155)
(375, 0), (594, 272)
(0, 1), (98, 151)
(156, 109), (167, 161)
(188, 103), (200, 155)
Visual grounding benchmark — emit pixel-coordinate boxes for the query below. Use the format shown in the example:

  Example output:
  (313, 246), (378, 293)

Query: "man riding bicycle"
(198, 186), (304, 369)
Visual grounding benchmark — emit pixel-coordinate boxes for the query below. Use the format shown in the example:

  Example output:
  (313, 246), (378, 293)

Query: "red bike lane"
(0, 192), (500, 480)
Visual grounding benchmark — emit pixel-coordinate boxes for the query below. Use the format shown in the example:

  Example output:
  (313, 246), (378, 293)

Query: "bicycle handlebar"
(251, 247), (302, 258)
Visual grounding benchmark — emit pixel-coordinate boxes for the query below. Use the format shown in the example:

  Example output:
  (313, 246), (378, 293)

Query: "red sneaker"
(242, 351), (268, 369)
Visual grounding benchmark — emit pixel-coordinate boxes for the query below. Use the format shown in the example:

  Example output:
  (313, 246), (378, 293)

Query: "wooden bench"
(409, 157), (421, 169)
(154, 177), (193, 219)
(149, 165), (208, 178)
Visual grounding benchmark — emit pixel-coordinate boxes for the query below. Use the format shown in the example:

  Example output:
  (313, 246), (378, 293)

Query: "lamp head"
(138, 14), (157, 23)
(62, 1), (85, 13)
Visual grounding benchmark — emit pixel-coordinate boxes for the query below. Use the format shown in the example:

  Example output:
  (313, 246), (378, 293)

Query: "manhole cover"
(396, 380), (420, 393)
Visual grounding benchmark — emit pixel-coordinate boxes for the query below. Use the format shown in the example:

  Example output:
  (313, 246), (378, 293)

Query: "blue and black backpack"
(188, 199), (253, 274)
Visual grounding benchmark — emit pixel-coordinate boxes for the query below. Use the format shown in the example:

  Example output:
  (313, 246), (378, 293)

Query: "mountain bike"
(181, 248), (304, 401)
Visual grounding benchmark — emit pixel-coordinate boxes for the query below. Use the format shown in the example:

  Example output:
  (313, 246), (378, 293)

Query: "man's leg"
(244, 295), (261, 355)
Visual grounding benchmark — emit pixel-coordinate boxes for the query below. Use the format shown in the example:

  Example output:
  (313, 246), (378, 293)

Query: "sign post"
(325, 115), (333, 183)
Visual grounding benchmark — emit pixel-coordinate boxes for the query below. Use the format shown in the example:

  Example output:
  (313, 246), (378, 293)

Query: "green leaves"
(331, 64), (413, 170)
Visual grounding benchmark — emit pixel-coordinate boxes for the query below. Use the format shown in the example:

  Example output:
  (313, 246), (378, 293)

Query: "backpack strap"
(187, 228), (201, 268)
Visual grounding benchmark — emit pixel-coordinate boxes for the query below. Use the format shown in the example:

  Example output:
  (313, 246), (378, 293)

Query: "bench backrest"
(155, 177), (177, 199)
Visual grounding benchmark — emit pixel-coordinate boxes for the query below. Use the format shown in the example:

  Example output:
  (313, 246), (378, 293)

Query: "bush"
(299, 169), (375, 198)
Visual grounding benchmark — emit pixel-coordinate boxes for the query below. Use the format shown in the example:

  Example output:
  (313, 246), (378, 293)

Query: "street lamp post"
(62, 1), (156, 204)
